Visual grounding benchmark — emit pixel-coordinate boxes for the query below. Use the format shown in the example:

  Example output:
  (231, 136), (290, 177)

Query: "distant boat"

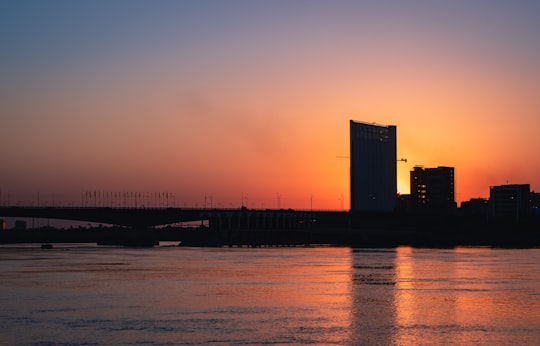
(41, 243), (53, 249)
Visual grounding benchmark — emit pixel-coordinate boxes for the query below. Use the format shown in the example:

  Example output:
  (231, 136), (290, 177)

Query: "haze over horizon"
(2, 1), (540, 210)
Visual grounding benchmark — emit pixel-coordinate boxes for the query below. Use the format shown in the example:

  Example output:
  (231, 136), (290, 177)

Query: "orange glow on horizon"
(2, 2), (539, 208)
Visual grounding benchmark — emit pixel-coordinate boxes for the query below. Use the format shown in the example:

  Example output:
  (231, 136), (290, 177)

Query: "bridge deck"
(0, 206), (317, 228)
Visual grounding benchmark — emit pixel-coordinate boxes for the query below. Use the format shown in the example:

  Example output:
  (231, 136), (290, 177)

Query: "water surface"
(0, 245), (538, 345)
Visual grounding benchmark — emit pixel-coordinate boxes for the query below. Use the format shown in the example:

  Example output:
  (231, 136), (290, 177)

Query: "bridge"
(0, 206), (326, 246)
(2, 206), (538, 247)
(0, 206), (315, 230)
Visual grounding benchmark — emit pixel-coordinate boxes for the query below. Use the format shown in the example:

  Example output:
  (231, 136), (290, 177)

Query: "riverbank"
(1, 224), (538, 248)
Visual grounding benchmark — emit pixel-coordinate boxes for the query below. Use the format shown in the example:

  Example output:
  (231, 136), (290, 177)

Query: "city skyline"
(2, 1), (540, 209)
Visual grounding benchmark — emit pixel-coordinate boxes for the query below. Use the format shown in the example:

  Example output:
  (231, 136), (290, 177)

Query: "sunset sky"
(1, 1), (539, 210)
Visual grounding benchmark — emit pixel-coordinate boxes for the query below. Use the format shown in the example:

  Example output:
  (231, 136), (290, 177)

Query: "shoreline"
(1, 224), (539, 249)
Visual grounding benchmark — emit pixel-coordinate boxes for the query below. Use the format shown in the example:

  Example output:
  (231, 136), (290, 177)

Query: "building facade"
(350, 120), (397, 212)
(410, 166), (456, 212)
(489, 184), (530, 221)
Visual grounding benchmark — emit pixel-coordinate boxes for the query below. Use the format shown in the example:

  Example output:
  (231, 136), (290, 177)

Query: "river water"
(0, 245), (538, 345)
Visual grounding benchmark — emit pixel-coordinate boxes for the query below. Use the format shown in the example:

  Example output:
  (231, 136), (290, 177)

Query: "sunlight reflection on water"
(0, 245), (538, 345)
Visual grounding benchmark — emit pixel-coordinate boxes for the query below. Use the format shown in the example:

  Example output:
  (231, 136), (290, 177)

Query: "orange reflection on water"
(393, 246), (415, 328)
(392, 247), (540, 345)
(174, 247), (354, 343)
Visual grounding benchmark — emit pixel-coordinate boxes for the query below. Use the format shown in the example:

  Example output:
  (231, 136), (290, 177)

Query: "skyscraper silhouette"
(350, 120), (397, 212)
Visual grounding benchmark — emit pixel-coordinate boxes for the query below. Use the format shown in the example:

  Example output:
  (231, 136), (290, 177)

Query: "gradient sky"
(1, 0), (539, 209)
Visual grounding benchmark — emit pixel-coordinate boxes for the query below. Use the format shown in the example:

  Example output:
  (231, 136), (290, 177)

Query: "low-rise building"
(410, 166), (456, 212)
(460, 198), (488, 216)
(489, 184), (530, 221)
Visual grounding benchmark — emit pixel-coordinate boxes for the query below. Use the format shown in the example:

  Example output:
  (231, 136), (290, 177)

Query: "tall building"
(350, 120), (397, 212)
(410, 166), (456, 211)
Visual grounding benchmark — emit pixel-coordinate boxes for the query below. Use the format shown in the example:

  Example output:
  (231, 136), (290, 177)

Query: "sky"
(1, 0), (540, 210)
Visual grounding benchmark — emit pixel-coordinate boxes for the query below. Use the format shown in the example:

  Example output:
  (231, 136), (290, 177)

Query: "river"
(0, 245), (538, 345)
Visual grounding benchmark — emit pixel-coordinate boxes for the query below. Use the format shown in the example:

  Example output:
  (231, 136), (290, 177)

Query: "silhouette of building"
(460, 198), (488, 216)
(531, 191), (540, 215)
(350, 120), (397, 212)
(410, 166), (456, 212)
(396, 193), (412, 212)
(489, 184), (530, 221)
